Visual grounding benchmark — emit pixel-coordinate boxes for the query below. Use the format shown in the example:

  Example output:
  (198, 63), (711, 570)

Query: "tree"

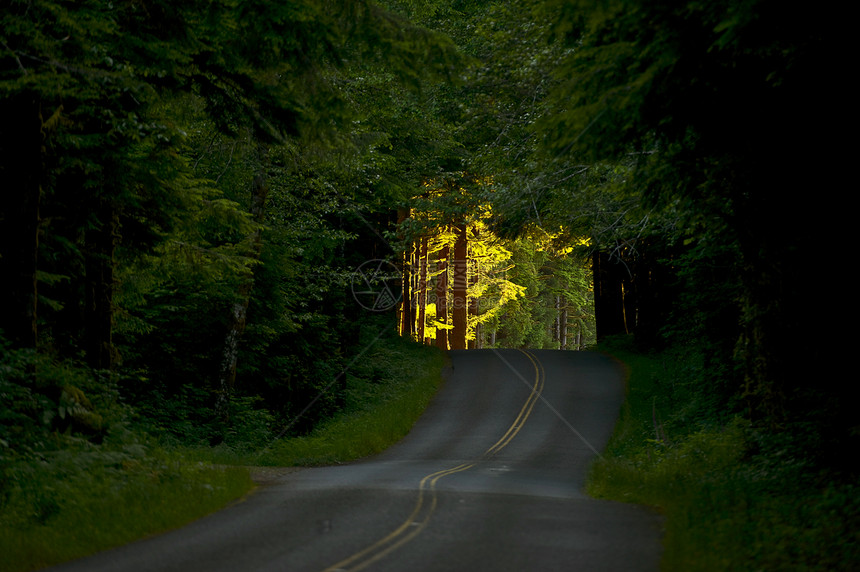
(434, 242), (450, 350)
(214, 166), (268, 421)
(1, 0), (160, 359)
(397, 186), (596, 352)
(539, 0), (850, 452)
(449, 222), (469, 350)
(2, 0), (470, 447)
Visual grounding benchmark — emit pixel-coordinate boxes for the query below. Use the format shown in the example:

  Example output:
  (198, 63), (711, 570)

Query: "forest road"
(49, 349), (663, 572)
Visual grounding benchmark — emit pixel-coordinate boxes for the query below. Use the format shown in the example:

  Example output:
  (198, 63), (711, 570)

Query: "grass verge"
(589, 336), (859, 571)
(0, 449), (253, 572)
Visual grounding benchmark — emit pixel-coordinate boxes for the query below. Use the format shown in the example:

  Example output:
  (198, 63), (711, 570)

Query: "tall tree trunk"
(399, 243), (414, 338)
(560, 298), (568, 350)
(417, 237), (428, 343)
(631, 243), (664, 349)
(409, 242), (419, 337)
(621, 272), (636, 336)
(84, 200), (120, 370)
(215, 171), (268, 421)
(435, 244), (448, 351)
(592, 251), (627, 341)
(467, 241), (478, 349)
(450, 223), (468, 350)
(0, 97), (44, 350)
(554, 295), (561, 345)
(398, 209), (413, 338)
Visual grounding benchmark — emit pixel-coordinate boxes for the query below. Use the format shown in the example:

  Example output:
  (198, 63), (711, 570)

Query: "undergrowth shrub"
(264, 340), (444, 466)
(0, 339), (255, 572)
(590, 336), (860, 571)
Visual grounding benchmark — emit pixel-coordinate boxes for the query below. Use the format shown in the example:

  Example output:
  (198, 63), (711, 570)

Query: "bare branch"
(1, 40), (28, 75)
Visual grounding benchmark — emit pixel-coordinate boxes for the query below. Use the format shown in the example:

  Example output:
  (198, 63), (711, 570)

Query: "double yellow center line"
(323, 350), (545, 572)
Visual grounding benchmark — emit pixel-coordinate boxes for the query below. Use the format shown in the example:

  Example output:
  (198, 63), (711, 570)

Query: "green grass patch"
(0, 447), (253, 572)
(589, 336), (860, 571)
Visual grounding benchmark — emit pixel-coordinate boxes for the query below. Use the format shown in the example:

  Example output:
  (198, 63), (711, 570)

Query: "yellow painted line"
(323, 349), (544, 572)
(331, 462), (477, 572)
(322, 463), (476, 572)
(482, 350), (543, 459)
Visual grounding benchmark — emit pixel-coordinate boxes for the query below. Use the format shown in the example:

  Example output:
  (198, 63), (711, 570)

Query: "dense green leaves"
(0, 0), (466, 445)
(3, 5), (850, 554)
(528, 0), (851, 467)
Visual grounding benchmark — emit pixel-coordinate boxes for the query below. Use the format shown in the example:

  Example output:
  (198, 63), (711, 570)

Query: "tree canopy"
(1, 0), (851, 475)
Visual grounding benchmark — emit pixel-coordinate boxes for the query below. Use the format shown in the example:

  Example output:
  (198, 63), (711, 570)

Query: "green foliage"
(533, 0), (849, 440)
(254, 337), (447, 466)
(160, 334), (447, 467)
(0, 448), (252, 572)
(4, 0), (468, 447)
(0, 342), (129, 456)
(0, 338), (254, 572)
(488, 232), (594, 349)
(590, 338), (860, 571)
(5, 1), (849, 569)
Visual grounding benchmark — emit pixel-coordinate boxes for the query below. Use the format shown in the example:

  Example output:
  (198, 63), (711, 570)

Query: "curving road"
(50, 349), (663, 572)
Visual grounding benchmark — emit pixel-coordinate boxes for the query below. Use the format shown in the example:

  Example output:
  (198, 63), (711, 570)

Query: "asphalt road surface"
(50, 349), (663, 572)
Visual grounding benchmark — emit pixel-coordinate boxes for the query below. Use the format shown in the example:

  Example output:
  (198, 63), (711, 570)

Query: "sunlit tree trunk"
(467, 248), (478, 349)
(450, 223), (467, 350)
(417, 236), (428, 343)
(435, 244), (449, 350)
(410, 243), (420, 337)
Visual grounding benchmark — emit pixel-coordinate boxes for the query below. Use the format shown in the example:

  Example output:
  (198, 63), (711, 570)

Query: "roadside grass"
(0, 448), (253, 572)
(589, 336), (860, 571)
(0, 337), (447, 572)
